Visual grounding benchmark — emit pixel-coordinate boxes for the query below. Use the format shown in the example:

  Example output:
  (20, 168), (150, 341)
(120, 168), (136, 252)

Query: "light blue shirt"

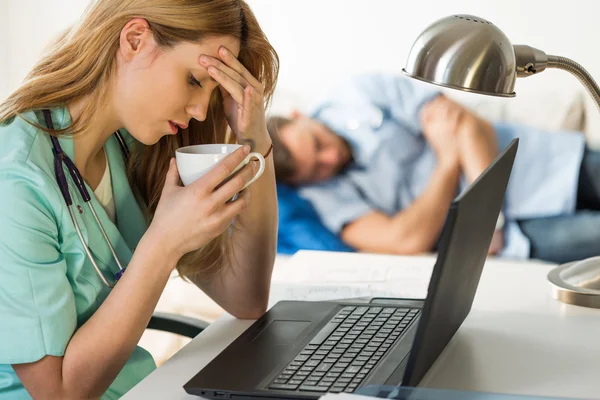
(298, 73), (586, 259)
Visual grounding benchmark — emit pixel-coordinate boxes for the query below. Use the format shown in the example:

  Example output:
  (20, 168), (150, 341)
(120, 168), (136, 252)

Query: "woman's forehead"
(193, 36), (241, 58)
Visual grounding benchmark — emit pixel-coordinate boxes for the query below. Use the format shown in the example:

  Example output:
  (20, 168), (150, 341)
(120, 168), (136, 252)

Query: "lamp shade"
(403, 14), (517, 97)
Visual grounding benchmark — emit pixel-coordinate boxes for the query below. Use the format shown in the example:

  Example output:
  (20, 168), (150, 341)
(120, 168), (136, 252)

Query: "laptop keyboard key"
(317, 363), (333, 372)
(346, 366), (362, 374)
(309, 322), (340, 346)
(299, 385), (329, 392)
(269, 384), (299, 390)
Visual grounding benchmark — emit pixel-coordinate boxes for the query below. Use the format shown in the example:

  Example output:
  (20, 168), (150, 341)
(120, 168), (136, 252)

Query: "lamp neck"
(546, 55), (600, 112)
(514, 45), (600, 112)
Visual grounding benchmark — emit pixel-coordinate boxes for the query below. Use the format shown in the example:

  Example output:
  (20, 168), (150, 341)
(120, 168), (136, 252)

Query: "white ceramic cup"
(175, 144), (265, 188)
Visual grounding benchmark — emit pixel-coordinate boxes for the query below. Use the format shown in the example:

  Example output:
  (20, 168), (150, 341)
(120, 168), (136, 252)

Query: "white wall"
(1, 1), (89, 98)
(245, 0), (600, 134)
(2, 0), (600, 128)
(0, 1), (10, 98)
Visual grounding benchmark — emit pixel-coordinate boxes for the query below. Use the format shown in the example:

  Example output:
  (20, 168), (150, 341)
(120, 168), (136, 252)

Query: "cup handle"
(241, 152), (265, 190)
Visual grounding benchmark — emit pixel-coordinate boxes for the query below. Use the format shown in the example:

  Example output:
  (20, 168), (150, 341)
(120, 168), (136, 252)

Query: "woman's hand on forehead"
(198, 46), (269, 148)
(198, 47), (263, 104)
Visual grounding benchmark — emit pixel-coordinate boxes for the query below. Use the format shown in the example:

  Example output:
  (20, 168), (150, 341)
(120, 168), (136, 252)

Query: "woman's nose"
(186, 103), (208, 122)
(186, 92), (211, 122)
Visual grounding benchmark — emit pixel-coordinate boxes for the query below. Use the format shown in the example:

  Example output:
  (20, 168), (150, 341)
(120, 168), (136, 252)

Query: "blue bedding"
(277, 183), (355, 254)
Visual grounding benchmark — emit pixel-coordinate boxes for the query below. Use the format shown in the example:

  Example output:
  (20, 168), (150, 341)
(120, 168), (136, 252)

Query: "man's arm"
(341, 159), (460, 254)
(340, 95), (501, 256)
(457, 112), (505, 254)
(423, 96), (504, 254)
(454, 106), (499, 183)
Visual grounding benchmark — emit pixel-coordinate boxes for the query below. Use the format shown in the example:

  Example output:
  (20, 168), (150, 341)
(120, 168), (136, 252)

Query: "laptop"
(184, 139), (519, 399)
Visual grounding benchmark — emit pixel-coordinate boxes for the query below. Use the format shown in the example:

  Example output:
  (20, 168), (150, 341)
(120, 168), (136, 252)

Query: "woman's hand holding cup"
(147, 145), (260, 265)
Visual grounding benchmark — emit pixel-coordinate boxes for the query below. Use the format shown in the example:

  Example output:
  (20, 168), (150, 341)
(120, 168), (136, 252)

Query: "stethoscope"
(42, 109), (129, 288)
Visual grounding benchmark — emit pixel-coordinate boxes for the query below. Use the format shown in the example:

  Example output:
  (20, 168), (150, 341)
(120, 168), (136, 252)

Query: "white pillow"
(443, 85), (586, 134)
(268, 82), (587, 136)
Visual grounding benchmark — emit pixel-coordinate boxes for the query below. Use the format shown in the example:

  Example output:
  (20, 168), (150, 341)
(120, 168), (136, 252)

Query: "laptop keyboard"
(269, 306), (420, 394)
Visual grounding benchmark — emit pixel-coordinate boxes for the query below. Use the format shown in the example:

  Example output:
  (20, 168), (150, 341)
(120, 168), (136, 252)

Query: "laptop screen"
(402, 139), (518, 387)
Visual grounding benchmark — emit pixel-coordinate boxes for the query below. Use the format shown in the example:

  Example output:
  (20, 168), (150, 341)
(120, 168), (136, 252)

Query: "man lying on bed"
(268, 73), (600, 264)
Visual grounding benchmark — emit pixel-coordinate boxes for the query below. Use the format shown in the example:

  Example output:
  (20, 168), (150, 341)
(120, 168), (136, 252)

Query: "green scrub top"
(0, 107), (156, 399)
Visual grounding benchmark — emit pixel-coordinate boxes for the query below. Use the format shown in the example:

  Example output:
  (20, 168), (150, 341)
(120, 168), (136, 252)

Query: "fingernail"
(220, 47), (227, 56)
(199, 55), (209, 64)
(243, 145), (251, 154)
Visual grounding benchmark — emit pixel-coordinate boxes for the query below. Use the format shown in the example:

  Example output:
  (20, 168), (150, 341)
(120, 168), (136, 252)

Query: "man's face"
(279, 116), (353, 185)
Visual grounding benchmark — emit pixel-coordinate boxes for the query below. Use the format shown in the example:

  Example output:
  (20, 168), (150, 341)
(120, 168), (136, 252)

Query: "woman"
(0, 0), (279, 398)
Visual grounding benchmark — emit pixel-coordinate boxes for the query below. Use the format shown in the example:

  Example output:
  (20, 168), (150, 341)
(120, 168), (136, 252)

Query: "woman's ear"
(118, 18), (154, 62)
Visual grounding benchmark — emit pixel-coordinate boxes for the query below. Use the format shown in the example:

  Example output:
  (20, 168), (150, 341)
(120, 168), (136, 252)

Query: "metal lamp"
(403, 14), (600, 309)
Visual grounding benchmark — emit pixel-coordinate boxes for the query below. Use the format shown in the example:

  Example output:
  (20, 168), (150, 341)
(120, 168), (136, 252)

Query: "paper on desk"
(269, 283), (426, 305)
(273, 252), (434, 286)
(272, 263), (387, 283)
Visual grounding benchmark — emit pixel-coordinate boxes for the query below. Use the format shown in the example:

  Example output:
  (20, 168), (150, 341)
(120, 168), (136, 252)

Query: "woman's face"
(114, 20), (241, 145)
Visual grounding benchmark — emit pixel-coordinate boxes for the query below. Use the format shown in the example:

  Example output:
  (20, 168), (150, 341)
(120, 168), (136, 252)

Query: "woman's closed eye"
(188, 73), (203, 88)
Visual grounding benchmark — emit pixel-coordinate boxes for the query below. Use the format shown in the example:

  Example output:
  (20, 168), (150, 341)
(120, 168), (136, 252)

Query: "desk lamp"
(403, 14), (600, 309)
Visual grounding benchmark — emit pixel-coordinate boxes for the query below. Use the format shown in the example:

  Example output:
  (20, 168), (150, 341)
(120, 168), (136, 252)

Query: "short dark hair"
(266, 116), (298, 183)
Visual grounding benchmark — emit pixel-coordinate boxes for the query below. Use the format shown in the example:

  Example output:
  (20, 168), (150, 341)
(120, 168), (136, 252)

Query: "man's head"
(267, 111), (353, 185)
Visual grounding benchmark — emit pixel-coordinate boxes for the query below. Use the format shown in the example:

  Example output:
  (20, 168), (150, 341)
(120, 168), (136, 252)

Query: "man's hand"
(488, 229), (504, 255)
(420, 95), (466, 165)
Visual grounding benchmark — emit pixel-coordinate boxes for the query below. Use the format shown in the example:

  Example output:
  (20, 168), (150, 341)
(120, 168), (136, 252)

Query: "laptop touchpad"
(250, 320), (311, 346)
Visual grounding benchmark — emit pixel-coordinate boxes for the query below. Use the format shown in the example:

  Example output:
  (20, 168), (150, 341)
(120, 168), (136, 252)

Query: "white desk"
(124, 251), (600, 399)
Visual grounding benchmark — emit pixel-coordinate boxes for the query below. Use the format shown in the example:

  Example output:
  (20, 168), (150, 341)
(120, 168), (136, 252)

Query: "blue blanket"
(277, 183), (355, 254)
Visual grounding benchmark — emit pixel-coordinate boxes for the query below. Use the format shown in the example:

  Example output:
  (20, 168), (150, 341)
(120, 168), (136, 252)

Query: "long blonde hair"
(0, 0), (279, 281)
